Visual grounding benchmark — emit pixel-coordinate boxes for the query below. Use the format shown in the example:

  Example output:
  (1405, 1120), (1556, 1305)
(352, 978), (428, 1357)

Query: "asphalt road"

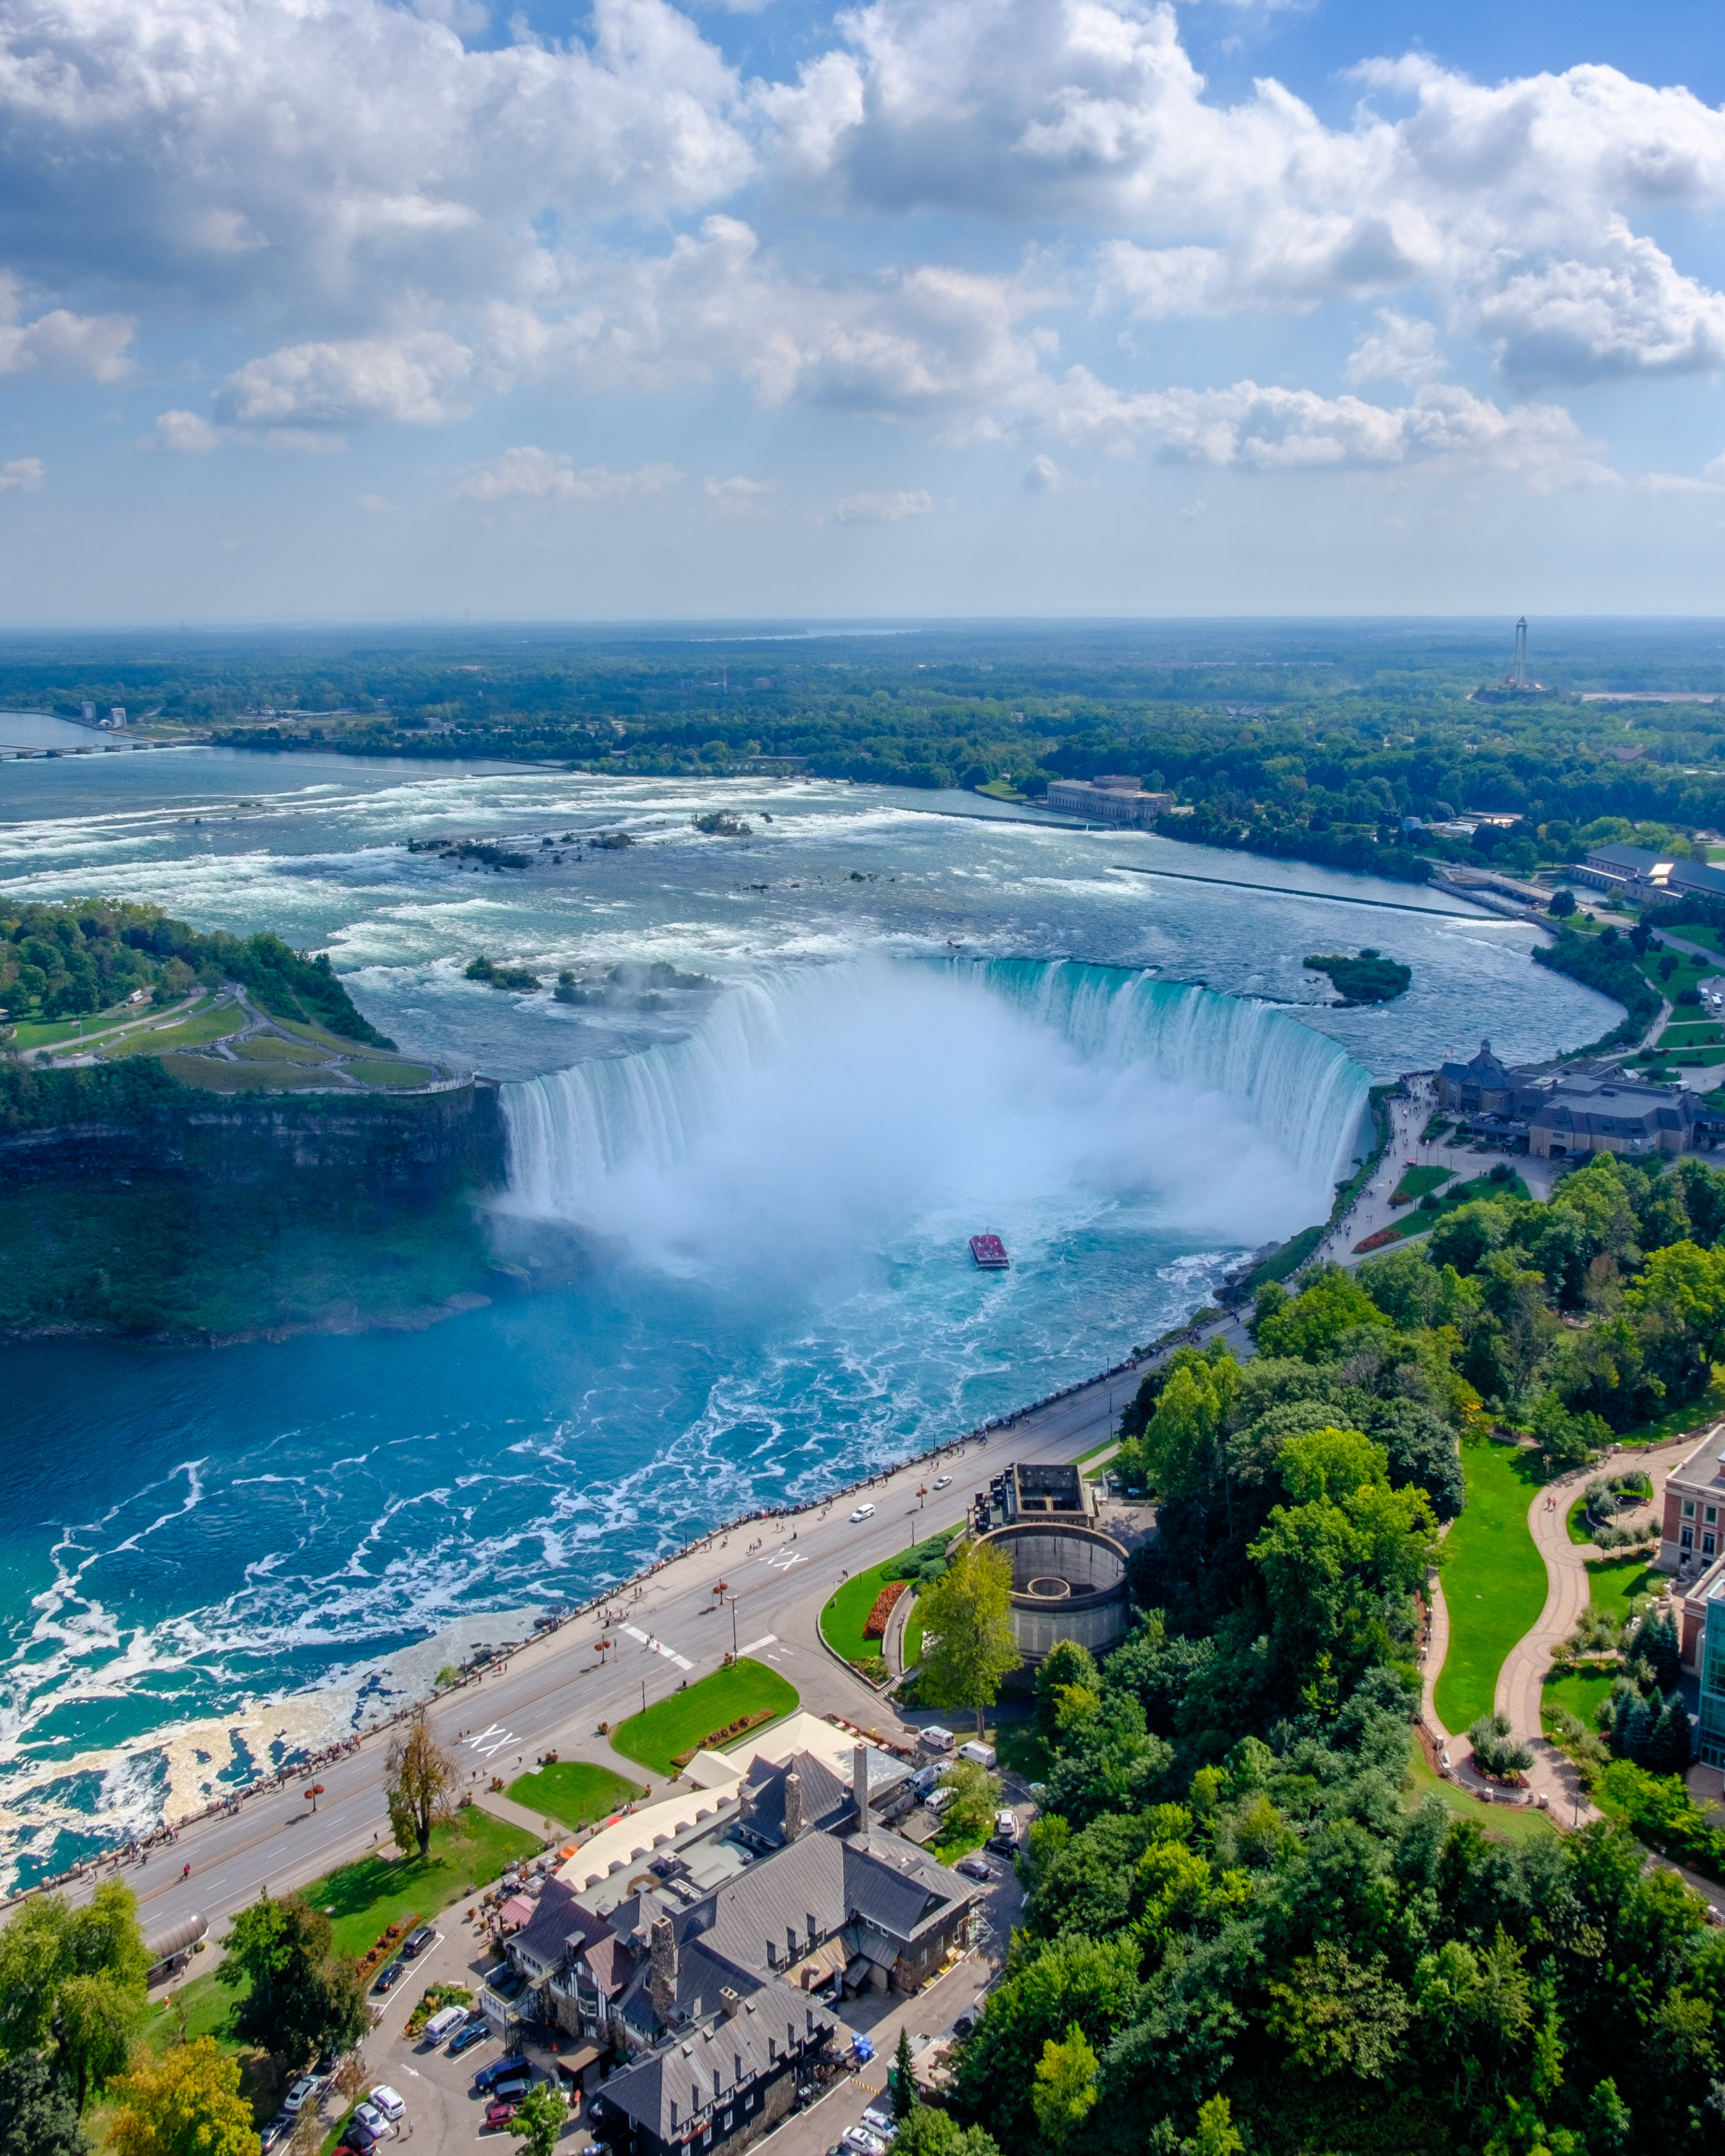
(43, 1363), (1132, 1946)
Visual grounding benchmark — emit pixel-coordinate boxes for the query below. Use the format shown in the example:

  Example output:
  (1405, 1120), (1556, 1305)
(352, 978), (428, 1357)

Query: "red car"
(484, 2103), (517, 2132)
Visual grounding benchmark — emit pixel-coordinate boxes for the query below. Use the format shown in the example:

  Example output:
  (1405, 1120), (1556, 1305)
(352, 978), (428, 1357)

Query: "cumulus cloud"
(0, 279), (132, 379)
(0, 457), (42, 492)
(1346, 311), (1445, 388)
(1045, 374), (1611, 488)
(831, 488), (936, 523)
(1468, 219), (1725, 381)
(453, 448), (682, 502)
(215, 333), (479, 428)
(704, 475), (779, 513)
(1022, 453), (1062, 490)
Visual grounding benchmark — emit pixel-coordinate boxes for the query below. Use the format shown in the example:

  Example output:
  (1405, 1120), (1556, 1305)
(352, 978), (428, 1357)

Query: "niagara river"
(0, 750), (1619, 1888)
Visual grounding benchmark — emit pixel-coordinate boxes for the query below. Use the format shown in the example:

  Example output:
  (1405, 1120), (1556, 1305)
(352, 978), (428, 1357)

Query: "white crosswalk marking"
(736, 1634), (778, 1657)
(622, 1623), (692, 1671)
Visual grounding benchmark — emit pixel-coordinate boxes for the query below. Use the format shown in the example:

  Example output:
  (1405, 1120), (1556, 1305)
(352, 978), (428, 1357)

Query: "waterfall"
(500, 958), (1369, 1259)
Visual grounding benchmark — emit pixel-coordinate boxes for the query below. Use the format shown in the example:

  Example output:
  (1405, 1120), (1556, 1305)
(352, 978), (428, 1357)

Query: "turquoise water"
(0, 753), (1615, 1884)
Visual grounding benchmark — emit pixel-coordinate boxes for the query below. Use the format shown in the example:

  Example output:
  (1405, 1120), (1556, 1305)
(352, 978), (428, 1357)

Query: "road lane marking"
(621, 1624), (693, 1671)
(761, 1551), (808, 1571)
(465, 1723), (518, 1759)
(736, 1634), (777, 1656)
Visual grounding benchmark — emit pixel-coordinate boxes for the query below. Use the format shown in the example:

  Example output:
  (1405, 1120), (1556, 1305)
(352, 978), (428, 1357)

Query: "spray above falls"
(500, 958), (1370, 1273)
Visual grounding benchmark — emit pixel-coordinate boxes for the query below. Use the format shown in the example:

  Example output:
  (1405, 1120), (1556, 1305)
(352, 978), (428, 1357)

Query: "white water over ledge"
(499, 957), (1371, 1269)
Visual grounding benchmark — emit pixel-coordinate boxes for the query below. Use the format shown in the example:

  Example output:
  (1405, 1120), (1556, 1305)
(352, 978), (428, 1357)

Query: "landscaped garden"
(505, 1759), (643, 1832)
(1432, 1438), (1548, 1734)
(302, 1803), (540, 1960)
(1584, 1553), (1662, 1624)
(609, 1657), (798, 1777)
(818, 1526), (959, 1681)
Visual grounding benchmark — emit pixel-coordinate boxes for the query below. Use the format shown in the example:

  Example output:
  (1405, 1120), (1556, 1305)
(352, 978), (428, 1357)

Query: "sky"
(0, 0), (1723, 621)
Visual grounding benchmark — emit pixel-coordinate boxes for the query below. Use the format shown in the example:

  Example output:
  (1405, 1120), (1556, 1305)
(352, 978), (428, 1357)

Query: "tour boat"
(969, 1233), (1010, 1269)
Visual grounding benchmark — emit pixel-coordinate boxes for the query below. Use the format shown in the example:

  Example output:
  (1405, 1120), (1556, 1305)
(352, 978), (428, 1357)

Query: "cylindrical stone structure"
(978, 1521), (1130, 1668)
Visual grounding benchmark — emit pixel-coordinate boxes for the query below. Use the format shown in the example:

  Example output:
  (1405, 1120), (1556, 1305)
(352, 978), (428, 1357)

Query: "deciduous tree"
(506, 2083), (564, 2156)
(384, 1717), (457, 1860)
(916, 1541), (1019, 1737)
(108, 2038), (259, 2156)
(219, 1895), (364, 2071)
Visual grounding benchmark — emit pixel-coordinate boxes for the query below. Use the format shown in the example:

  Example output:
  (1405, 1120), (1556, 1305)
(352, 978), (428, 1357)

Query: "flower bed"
(862, 1581), (909, 1641)
(669, 1707), (779, 1769)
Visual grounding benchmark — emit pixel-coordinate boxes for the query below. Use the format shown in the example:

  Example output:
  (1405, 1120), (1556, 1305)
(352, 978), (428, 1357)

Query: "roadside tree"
(891, 2028), (918, 2123)
(384, 1717), (458, 1860)
(0, 1882), (147, 2111)
(219, 1895), (365, 2071)
(917, 1541), (1019, 1737)
(507, 2083), (566, 2156)
(108, 2039), (259, 2156)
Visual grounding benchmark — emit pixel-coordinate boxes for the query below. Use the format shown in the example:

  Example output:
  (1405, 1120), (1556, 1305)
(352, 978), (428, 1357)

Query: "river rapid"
(0, 747), (1615, 1886)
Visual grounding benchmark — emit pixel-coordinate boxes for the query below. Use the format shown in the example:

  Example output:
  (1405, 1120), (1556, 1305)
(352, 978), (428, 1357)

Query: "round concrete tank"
(978, 1521), (1130, 1668)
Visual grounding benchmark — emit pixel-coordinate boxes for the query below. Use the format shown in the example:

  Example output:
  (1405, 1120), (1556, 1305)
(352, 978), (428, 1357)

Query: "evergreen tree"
(892, 2028), (918, 2124)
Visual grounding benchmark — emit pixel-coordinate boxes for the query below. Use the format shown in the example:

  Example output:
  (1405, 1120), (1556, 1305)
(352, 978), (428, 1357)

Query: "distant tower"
(1514, 617), (1528, 690)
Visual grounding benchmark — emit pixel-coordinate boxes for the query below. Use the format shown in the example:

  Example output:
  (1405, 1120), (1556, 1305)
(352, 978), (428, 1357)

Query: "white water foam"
(500, 956), (1369, 1270)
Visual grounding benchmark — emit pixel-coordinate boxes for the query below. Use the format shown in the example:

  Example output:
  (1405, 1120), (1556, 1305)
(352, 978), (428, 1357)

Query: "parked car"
(956, 1855), (993, 1882)
(448, 2023), (489, 2057)
(344, 2118), (382, 2150)
(372, 1961), (404, 1995)
(283, 2078), (321, 2116)
(842, 2128), (887, 2156)
(488, 2079), (530, 2105)
(956, 1740), (996, 1768)
(952, 2016), (974, 2039)
(925, 1786), (956, 1817)
(402, 1927), (435, 1959)
(849, 1503), (875, 1523)
(484, 2103), (518, 2133)
(421, 2006), (468, 2046)
(474, 2056), (531, 2093)
(260, 2115), (291, 2152)
(368, 2090), (405, 2124)
(862, 2107), (898, 2139)
(354, 2104), (389, 2137)
(989, 1809), (1018, 1849)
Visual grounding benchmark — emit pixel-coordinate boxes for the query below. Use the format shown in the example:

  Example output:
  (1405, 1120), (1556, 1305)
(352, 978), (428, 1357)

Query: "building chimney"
(853, 1743), (872, 1843)
(649, 1915), (678, 2024)
(782, 1768), (805, 1842)
(719, 1986), (740, 2022)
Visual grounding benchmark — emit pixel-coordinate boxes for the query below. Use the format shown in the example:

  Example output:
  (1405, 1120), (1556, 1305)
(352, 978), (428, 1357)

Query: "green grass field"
(1566, 1496), (1596, 1546)
(505, 1760), (642, 1832)
(610, 1659), (798, 1777)
(1403, 1750), (1556, 1845)
(1390, 1165), (1454, 1205)
(1433, 1439), (1549, 1734)
(820, 1527), (960, 1677)
(1541, 1663), (1617, 1733)
(1586, 1554), (1662, 1623)
(299, 1805), (541, 1960)
(102, 1001), (244, 1056)
(157, 1053), (335, 1091)
(345, 1058), (436, 1088)
(233, 1034), (329, 1063)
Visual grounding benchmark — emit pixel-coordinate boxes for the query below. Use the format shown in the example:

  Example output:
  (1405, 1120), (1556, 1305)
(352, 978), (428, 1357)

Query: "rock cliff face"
(0, 1076), (506, 1201)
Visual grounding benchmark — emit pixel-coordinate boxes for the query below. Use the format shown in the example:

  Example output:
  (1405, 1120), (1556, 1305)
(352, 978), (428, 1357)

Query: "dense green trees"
(0, 900), (387, 1042)
(217, 1895), (364, 2070)
(949, 1146), (1725, 2151)
(916, 1541), (1021, 1735)
(0, 1883), (147, 2118)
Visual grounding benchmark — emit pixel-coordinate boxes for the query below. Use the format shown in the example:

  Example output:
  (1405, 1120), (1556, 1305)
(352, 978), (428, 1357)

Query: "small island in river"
(1304, 947), (1413, 1005)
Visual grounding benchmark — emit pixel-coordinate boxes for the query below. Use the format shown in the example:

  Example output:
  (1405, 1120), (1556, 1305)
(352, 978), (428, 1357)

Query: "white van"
(925, 1786), (956, 1817)
(920, 1725), (956, 1754)
(422, 2006), (469, 2046)
(957, 1740), (996, 1769)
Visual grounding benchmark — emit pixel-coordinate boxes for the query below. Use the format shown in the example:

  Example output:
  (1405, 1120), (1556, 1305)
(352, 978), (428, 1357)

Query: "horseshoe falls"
(502, 956), (1367, 1273)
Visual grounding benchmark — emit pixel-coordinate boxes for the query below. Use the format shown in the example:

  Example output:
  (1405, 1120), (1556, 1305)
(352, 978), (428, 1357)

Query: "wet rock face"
(0, 1074), (506, 1200)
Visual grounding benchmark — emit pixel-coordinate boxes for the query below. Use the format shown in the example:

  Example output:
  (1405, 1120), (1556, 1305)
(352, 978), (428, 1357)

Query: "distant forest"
(12, 620), (1725, 883)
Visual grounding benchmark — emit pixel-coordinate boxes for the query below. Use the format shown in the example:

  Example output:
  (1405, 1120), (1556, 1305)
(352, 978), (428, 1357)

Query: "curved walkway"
(1428, 1431), (1704, 1819)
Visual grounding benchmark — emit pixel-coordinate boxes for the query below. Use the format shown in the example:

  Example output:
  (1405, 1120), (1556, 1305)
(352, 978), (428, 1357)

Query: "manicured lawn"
(820, 1527), (959, 1676)
(1586, 1555), (1661, 1623)
(101, 1000), (243, 1056)
(1608, 1387), (1725, 1449)
(1566, 1496), (1595, 1546)
(1403, 1751), (1555, 1846)
(505, 1759), (642, 1832)
(610, 1659), (798, 1777)
(1390, 1165), (1454, 1204)
(299, 1804), (541, 1961)
(136, 1964), (249, 2057)
(1541, 1663), (1617, 1734)
(1433, 1439), (1549, 1735)
(903, 1602), (925, 1670)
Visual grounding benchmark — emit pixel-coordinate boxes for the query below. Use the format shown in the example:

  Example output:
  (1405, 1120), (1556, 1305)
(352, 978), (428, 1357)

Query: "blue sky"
(0, 0), (1722, 621)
